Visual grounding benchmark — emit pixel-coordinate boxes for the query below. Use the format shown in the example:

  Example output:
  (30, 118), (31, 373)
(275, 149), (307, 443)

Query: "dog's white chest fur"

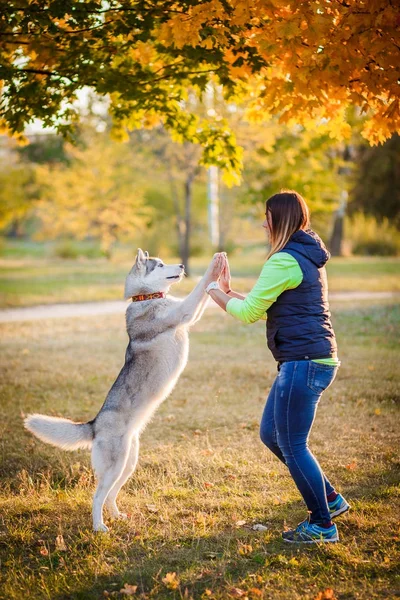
(137, 325), (189, 409)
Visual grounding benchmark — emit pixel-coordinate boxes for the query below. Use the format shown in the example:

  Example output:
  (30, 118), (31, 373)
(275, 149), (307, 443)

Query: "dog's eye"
(158, 264), (164, 268)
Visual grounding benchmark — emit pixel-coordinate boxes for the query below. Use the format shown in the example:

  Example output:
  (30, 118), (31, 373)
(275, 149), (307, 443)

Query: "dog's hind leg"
(105, 434), (140, 519)
(91, 436), (130, 532)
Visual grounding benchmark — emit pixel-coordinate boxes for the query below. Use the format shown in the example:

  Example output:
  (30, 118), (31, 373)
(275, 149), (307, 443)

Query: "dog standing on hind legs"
(25, 249), (225, 532)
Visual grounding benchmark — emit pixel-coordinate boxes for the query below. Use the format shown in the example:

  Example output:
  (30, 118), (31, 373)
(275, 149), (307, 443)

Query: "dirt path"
(0, 291), (398, 323)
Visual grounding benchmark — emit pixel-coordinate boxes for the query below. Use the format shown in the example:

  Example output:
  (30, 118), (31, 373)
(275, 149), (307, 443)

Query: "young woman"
(205, 190), (350, 543)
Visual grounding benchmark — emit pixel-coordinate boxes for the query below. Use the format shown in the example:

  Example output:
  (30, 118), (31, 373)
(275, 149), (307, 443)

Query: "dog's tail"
(24, 414), (94, 451)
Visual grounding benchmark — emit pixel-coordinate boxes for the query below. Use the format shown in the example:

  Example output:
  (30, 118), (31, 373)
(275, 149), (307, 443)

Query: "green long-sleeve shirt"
(226, 252), (339, 366)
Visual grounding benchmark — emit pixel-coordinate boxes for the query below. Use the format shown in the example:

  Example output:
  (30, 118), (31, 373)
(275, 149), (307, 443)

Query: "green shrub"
(346, 213), (400, 256)
(53, 240), (106, 259)
(53, 240), (81, 259)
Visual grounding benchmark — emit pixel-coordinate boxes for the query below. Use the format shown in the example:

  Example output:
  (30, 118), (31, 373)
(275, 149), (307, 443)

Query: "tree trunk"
(207, 165), (220, 248)
(330, 191), (348, 256)
(168, 170), (185, 261)
(330, 210), (344, 256)
(182, 172), (194, 275)
(7, 219), (24, 238)
(330, 145), (352, 256)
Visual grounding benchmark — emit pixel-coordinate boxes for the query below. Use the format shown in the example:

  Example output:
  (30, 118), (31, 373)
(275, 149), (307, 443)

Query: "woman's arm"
(227, 290), (245, 300)
(207, 287), (231, 310)
(210, 253), (303, 323)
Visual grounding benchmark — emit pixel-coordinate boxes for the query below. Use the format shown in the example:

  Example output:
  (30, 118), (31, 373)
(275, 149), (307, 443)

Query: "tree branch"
(9, 67), (77, 83)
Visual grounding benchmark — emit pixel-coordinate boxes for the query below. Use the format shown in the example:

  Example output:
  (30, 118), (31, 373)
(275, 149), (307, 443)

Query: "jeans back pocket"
(307, 362), (338, 394)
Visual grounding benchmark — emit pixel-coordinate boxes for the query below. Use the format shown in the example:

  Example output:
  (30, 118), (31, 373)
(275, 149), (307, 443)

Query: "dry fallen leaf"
(146, 504), (158, 513)
(238, 543), (253, 556)
(229, 588), (246, 598)
(235, 520), (247, 527)
(162, 572), (180, 590)
(345, 461), (357, 470)
(204, 482), (214, 489)
(55, 534), (67, 552)
(314, 588), (337, 600)
(120, 583), (138, 596)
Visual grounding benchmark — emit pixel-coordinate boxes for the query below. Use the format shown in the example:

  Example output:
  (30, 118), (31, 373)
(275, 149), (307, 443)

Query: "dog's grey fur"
(25, 248), (216, 531)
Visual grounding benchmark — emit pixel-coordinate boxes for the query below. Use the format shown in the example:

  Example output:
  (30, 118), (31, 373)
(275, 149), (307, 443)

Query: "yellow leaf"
(162, 572), (180, 590)
(238, 542), (253, 556)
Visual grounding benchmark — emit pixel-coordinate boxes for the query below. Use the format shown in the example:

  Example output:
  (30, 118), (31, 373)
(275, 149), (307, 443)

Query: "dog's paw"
(94, 523), (109, 533)
(106, 502), (126, 520)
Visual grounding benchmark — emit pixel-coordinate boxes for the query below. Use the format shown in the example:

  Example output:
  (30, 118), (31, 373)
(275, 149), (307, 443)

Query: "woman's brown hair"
(265, 190), (310, 259)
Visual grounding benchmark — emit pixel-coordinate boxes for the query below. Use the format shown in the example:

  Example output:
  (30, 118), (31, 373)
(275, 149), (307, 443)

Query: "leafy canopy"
(1, 0), (399, 181)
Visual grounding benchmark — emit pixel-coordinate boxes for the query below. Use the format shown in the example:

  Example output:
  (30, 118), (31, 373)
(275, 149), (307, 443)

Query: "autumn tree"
(0, 162), (39, 237)
(350, 134), (400, 229)
(1, 0), (399, 182)
(36, 133), (151, 253)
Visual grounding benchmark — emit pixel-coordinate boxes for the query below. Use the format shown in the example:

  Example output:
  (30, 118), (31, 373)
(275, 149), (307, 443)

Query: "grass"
(0, 254), (399, 308)
(0, 298), (399, 599)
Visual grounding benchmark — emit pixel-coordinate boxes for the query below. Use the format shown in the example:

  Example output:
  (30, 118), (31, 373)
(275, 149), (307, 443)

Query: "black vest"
(266, 229), (337, 362)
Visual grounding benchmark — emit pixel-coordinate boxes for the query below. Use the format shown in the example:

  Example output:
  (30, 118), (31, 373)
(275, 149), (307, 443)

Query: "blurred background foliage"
(0, 109), (399, 269)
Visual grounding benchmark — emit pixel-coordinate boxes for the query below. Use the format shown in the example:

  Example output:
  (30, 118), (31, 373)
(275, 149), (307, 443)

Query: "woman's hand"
(204, 253), (226, 286)
(219, 255), (231, 293)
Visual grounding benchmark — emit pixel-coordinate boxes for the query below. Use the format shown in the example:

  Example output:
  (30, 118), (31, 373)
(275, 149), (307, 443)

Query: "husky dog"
(25, 249), (223, 532)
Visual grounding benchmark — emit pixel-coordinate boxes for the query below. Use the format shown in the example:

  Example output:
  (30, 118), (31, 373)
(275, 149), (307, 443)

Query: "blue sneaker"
(329, 493), (350, 519)
(282, 519), (339, 543)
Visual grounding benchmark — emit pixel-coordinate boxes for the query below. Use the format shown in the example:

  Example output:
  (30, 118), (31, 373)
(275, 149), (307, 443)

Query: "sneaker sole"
(283, 535), (339, 544)
(330, 504), (350, 519)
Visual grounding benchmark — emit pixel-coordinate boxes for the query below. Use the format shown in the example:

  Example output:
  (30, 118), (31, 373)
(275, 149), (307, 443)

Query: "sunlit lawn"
(0, 250), (399, 308)
(0, 299), (399, 599)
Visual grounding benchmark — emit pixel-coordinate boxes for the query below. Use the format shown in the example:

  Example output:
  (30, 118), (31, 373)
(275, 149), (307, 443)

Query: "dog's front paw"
(94, 523), (109, 533)
(106, 501), (127, 520)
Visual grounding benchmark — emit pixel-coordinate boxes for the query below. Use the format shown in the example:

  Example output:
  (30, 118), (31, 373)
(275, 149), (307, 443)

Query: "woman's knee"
(260, 422), (277, 451)
(278, 438), (309, 463)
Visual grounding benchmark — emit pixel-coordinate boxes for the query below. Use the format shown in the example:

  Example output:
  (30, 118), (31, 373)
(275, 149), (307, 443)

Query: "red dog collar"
(131, 292), (166, 303)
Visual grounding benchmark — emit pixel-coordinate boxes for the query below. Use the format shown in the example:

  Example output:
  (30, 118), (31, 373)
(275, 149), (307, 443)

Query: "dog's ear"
(135, 248), (146, 264)
(131, 248), (146, 274)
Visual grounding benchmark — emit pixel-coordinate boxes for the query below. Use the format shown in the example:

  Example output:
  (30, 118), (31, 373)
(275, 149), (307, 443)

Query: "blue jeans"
(260, 360), (338, 524)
